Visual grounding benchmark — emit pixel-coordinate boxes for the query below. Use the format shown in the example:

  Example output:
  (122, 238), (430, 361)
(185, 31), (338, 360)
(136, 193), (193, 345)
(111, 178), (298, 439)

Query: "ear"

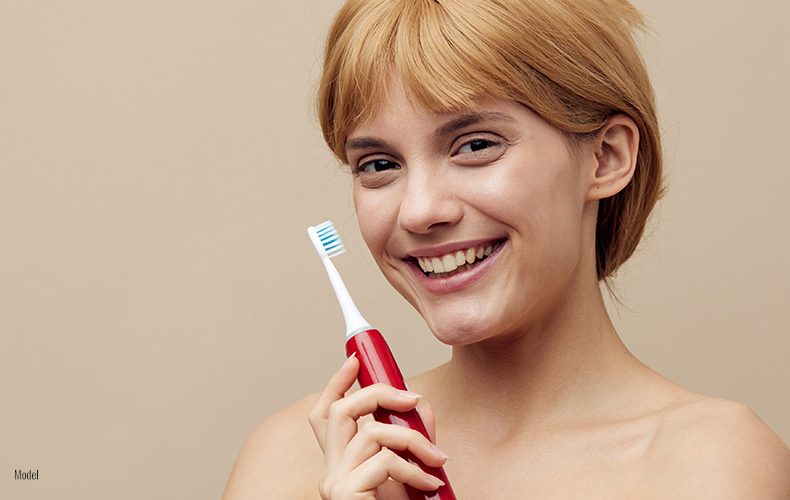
(585, 114), (639, 201)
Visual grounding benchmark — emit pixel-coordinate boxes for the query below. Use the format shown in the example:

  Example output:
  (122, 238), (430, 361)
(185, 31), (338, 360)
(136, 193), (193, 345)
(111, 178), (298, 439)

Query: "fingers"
(309, 356), (449, 498)
(337, 420), (448, 475)
(324, 385), (428, 467)
(308, 354), (360, 453)
(343, 448), (446, 494)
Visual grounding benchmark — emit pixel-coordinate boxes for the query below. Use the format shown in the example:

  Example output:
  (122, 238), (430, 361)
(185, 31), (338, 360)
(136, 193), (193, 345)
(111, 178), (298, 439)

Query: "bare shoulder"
(221, 392), (324, 500)
(647, 395), (790, 498)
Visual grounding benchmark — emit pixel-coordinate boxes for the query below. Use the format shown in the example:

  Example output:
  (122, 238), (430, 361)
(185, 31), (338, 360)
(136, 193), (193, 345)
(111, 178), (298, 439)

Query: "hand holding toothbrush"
(308, 221), (456, 499)
(309, 353), (449, 499)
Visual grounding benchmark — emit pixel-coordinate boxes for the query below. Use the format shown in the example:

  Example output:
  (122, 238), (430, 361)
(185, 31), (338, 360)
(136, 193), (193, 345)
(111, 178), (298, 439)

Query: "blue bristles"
(314, 221), (345, 258)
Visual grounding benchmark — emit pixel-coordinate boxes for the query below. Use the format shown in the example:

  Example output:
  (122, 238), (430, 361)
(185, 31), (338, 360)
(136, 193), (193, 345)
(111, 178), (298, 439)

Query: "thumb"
(415, 399), (437, 444)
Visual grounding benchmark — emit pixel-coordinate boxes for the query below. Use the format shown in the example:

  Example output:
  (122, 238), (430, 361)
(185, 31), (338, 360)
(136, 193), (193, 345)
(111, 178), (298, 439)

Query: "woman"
(223, 0), (790, 498)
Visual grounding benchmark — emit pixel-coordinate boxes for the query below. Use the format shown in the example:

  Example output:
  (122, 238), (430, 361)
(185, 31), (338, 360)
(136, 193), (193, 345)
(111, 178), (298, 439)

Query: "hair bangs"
(319, 0), (519, 164)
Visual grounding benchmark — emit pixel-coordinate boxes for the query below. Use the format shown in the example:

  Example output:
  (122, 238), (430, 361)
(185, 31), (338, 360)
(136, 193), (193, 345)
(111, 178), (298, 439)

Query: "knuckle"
(319, 472), (341, 499)
(356, 419), (375, 436)
(359, 420), (385, 435)
(391, 423), (416, 441)
(378, 446), (399, 463)
(318, 477), (331, 499)
(308, 402), (323, 417)
(355, 422), (379, 444)
(372, 382), (394, 395)
(360, 421), (418, 448)
(327, 480), (347, 499)
(327, 399), (345, 419)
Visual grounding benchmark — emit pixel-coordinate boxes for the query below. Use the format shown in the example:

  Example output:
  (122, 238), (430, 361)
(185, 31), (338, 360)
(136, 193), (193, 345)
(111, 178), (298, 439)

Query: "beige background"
(1, 1), (787, 498)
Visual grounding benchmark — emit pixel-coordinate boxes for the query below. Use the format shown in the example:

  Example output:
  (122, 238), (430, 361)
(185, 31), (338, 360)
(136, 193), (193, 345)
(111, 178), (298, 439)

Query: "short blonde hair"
(317, 0), (666, 284)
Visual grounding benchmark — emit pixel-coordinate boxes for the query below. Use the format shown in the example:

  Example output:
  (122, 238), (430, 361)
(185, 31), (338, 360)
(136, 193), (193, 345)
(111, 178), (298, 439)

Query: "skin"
(221, 80), (790, 499)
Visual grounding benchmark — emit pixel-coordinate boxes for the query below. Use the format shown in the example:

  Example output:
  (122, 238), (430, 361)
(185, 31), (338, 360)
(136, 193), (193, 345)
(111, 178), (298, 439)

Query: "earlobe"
(587, 115), (639, 201)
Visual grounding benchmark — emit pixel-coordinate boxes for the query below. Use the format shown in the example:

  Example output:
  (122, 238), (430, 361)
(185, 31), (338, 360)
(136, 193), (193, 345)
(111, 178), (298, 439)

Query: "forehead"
(346, 78), (521, 139)
(346, 80), (432, 136)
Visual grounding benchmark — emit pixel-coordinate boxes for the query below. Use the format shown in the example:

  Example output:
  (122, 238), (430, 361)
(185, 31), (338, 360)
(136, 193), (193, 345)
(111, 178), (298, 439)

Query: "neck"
(433, 267), (650, 445)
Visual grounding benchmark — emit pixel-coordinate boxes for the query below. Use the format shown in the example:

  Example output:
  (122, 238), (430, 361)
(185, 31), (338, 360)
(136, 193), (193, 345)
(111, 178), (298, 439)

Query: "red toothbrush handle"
(345, 328), (457, 500)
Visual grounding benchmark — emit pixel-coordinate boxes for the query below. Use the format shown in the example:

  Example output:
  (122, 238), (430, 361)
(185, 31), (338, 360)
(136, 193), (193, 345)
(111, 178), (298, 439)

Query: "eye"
(355, 158), (400, 174)
(457, 139), (498, 154)
(452, 135), (507, 165)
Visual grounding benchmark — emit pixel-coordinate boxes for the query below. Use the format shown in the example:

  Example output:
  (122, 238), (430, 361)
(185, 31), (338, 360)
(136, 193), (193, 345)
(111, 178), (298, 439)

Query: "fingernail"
(397, 390), (424, 399)
(427, 475), (445, 488)
(342, 352), (357, 367)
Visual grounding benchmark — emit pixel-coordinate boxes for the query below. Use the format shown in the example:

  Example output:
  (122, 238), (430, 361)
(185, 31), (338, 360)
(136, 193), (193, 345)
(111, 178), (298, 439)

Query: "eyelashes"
(354, 158), (400, 175)
(352, 136), (506, 175)
(457, 138), (499, 154)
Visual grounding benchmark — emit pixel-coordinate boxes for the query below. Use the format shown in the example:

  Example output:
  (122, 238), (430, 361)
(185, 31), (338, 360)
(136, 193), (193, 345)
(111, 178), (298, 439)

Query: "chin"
(423, 308), (498, 346)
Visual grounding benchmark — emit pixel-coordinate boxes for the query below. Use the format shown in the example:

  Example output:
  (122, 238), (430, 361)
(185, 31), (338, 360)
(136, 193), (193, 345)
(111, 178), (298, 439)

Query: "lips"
(403, 238), (508, 294)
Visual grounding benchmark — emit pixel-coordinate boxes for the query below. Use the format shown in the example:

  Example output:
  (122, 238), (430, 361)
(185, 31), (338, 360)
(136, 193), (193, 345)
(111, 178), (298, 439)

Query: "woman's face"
(345, 82), (596, 346)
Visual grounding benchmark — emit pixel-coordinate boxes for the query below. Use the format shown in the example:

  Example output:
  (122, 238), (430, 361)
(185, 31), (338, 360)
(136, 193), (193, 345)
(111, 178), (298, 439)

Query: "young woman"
(223, 0), (790, 498)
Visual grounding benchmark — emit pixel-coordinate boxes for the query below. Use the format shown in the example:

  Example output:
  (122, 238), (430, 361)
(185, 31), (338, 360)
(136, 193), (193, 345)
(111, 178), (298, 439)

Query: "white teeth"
(413, 240), (504, 277)
(465, 247), (475, 264)
(454, 250), (466, 266)
(424, 257), (434, 272)
(442, 254), (458, 273)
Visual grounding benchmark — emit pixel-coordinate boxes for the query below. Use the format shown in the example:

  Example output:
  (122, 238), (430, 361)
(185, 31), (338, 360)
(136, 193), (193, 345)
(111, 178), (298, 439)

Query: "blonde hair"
(317, 0), (666, 286)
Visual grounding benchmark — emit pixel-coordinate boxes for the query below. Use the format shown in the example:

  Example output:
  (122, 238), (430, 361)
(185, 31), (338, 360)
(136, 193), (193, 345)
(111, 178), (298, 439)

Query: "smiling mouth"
(406, 239), (507, 279)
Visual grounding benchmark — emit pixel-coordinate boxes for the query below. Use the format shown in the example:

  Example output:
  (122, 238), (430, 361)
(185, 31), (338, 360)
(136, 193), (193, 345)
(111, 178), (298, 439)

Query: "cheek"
(353, 186), (397, 255)
(478, 152), (584, 267)
(476, 160), (571, 233)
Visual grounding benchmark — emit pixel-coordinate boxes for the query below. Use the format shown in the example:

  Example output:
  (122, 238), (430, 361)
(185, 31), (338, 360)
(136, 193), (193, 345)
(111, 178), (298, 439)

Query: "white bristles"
(314, 220), (345, 258)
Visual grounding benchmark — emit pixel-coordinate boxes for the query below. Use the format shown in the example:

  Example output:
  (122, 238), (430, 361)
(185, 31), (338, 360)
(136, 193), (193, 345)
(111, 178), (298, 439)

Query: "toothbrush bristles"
(315, 221), (345, 258)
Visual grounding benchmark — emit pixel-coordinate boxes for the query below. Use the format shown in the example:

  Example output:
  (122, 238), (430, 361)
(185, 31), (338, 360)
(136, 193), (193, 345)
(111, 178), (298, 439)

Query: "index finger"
(308, 353), (359, 451)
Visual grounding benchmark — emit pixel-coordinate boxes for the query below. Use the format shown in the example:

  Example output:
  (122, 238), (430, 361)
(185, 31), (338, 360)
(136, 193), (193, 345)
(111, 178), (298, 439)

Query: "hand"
(308, 354), (449, 499)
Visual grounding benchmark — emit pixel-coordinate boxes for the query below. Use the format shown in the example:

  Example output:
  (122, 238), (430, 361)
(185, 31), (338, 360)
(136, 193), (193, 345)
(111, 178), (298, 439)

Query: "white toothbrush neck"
(321, 255), (372, 338)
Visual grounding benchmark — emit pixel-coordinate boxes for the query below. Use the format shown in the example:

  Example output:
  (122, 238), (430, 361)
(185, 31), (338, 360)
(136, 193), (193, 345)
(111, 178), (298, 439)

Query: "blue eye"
(357, 159), (399, 174)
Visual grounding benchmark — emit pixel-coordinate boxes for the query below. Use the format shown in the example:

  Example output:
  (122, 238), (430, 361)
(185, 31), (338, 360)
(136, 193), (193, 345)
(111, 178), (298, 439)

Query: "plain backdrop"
(1, 1), (788, 498)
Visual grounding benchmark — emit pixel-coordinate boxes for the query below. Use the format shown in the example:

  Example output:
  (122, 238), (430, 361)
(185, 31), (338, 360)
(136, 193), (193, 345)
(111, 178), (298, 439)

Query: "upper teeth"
(416, 243), (495, 274)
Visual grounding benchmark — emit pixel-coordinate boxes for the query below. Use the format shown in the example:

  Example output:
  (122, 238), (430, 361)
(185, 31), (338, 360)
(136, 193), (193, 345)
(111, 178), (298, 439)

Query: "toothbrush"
(307, 221), (457, 500)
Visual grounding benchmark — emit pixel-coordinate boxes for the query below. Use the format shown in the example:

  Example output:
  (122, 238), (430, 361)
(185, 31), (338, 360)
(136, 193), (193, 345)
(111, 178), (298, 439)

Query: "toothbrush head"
(307, 220), (345, 259)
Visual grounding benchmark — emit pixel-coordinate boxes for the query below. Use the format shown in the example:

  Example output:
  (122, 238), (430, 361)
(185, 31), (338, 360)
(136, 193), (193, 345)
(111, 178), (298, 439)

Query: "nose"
(397, 167), (463, 234)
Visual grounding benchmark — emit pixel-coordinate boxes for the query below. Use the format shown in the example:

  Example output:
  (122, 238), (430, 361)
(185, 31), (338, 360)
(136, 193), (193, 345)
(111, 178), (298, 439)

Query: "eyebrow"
(344, 136), (392, 151)
(344, 111), (516, 152)
(436, 111), (516, 137)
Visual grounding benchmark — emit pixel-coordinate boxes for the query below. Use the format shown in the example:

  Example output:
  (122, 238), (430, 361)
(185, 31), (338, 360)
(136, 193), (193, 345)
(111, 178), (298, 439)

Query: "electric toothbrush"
(307, 220), (457, 500)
